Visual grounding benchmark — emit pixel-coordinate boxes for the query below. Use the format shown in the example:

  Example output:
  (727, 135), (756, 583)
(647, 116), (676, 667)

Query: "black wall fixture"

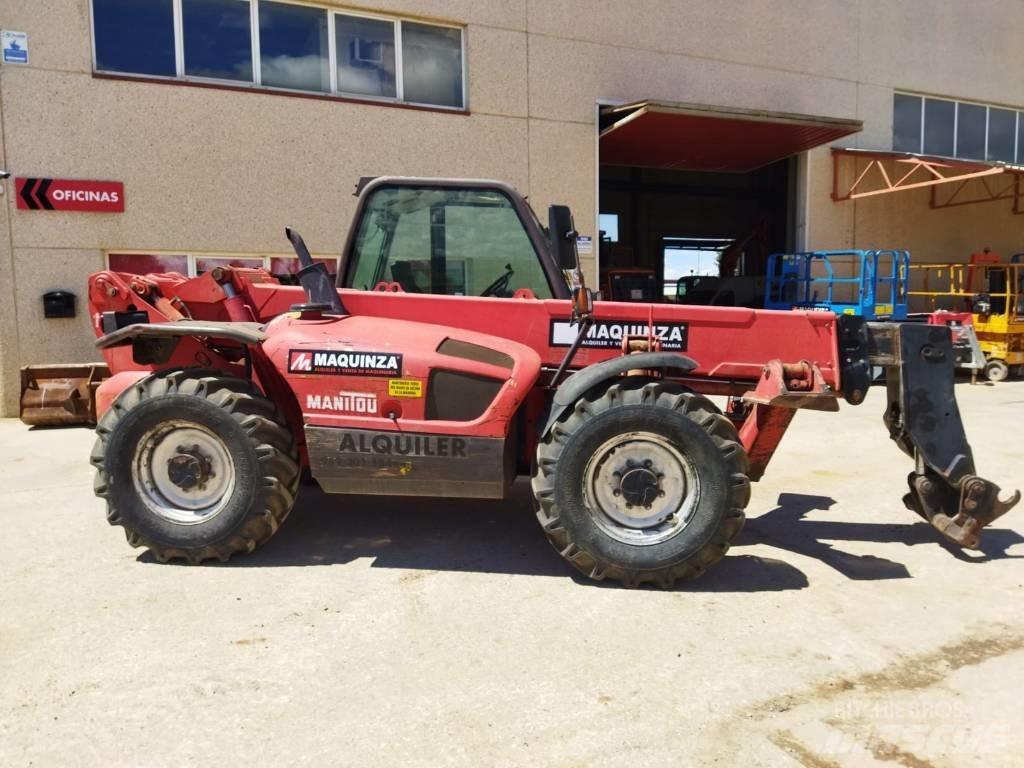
(43, 290), (76, 319)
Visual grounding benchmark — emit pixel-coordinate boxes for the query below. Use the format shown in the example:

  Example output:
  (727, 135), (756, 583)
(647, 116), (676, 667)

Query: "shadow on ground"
(139, 483), (1024, 591)
(738, 492), (1024, 581)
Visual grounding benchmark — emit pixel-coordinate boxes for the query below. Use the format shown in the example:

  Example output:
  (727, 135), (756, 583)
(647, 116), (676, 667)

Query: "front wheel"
(91, 370), (300, 563)
(532, 378), (751, 587)
(985, 358), (1009, 383)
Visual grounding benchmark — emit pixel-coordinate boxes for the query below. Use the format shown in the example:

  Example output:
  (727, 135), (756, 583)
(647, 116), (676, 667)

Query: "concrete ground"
(1, 381), (1022, 768)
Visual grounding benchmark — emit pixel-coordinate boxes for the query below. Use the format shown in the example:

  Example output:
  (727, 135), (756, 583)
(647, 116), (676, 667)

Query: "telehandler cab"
(87, 178), (1019, 587)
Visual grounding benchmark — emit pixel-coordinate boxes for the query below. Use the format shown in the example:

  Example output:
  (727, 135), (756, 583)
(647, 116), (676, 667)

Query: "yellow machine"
(908, 252), (1024, 382)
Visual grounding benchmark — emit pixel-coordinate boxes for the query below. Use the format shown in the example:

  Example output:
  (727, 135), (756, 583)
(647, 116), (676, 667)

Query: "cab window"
(347, 186), (553, 298)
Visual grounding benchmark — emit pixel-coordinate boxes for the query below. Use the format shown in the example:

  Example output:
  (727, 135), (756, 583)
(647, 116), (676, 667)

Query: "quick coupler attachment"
(847, 317), (1022, 549)
(904, 471), (1021, 549)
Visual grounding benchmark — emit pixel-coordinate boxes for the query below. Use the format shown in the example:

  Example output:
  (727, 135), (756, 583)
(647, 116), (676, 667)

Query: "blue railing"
(764, 249), (909, 320)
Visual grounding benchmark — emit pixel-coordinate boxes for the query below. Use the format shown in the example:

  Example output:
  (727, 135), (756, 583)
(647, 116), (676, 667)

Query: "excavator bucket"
(856, 320), (1020, 548)
(19, 364), (110, 427)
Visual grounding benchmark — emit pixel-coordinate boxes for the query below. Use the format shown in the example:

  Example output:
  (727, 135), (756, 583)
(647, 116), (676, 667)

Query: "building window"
(92, 1), (466, 110)
(107, 252), (338, 285)
(259, 1), (330, 92)
(182, 0), (253, 82)
(195, 255), (266, 273)
(92, 0), (176, 77)
(923, 98), (954, 157)
(108, 253), (189, 275)
(892, 93), (921, 153)
(401, 22), (463, 108)
(988, 108), (1016, 163)
(335, 14), (397, 99)
(893, 92), (1023, 164)
(956, 103), (986, 160)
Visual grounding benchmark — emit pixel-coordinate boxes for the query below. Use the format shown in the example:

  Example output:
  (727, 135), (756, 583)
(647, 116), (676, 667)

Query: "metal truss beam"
(831, 148), (1023, 213)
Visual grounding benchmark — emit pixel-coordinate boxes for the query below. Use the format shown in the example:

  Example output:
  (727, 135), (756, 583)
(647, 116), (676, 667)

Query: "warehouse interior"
(596, 101), (862, 304)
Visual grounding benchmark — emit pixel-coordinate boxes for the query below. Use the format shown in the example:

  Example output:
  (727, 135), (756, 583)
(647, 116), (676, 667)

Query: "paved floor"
(2, 381), (1022, 767)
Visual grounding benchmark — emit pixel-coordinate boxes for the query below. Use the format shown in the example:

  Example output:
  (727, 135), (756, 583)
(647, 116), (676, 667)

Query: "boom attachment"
(863, 320), (1020, 548)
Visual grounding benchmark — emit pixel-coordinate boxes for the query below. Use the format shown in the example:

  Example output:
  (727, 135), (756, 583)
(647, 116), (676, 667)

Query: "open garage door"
(598, 100), (861, 303)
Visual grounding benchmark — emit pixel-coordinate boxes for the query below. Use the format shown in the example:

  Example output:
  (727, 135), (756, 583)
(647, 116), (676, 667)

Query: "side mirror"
(548, 205), (578, 271)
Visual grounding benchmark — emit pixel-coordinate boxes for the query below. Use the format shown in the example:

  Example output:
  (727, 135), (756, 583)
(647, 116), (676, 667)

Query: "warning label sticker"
(388, 379), (423, 398)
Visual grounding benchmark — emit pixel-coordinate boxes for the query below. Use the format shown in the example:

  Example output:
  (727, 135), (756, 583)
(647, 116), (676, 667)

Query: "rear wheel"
(985, 358), (1009, 383)
(91, 370), (300, 563)
(532, 378), (750, 587)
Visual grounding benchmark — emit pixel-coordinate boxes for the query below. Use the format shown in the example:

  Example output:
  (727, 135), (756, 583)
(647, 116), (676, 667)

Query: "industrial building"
(1, 0), (1023, 414)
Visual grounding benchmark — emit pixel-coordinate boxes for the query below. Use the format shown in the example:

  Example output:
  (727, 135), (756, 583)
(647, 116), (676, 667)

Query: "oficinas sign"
(16, 177), (125, 213)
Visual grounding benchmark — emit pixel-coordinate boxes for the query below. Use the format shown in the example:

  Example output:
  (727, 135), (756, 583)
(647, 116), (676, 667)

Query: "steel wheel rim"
(133, 421), (236, 525)
(583, 431), (699, 546)
(986, 360), (1008, 382)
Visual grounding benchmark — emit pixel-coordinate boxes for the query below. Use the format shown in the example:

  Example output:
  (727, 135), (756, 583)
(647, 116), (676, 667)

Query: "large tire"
(532, 378), (750, 587)
(91, 369), (300, 563)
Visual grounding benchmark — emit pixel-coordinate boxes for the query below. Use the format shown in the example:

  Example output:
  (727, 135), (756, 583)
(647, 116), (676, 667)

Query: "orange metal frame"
(831, 148), (1024, 214)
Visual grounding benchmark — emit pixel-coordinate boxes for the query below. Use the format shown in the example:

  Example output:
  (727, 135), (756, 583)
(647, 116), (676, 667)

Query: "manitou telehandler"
(87, 178), (1019, 587)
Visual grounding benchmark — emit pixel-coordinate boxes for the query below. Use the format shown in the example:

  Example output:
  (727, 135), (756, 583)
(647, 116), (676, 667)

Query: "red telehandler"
(86, 178), (1019, 587)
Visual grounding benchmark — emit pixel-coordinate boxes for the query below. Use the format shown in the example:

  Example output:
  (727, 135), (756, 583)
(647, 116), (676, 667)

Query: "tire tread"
(531, 378), (750, 588)
(91, 368), (300, 564)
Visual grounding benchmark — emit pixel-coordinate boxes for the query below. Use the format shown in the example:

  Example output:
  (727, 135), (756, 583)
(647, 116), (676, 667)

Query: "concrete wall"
(0, 87), (18, 416)
(1, 0), (1023, 414)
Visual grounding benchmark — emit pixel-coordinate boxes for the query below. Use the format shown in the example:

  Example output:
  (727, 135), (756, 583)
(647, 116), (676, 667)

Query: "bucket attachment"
(19, 364), (110, 427)
(864, 321), (1020, 548)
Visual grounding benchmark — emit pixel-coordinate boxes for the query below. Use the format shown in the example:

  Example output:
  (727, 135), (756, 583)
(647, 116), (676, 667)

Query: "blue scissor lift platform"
(764, 249), (910, 320)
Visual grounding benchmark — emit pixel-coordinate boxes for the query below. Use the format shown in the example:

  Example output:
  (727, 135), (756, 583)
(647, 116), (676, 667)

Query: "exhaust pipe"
(284, 227), (345, 315)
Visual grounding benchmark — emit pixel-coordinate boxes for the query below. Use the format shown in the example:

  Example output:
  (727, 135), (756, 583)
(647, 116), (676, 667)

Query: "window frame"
(175, 0), (258, 85)
(255, 0), (332, 95)
(894, 91), (1024, 165)
(347, 187), (553, 297)
(986, 106), (1017, 163)
(89, 0), (467, 111)
(106, 250), (339, 280)
(892, 92), (923, 154)
(339, 179), (572, 300)
(922, 97), (955, 157)
(955, 101), (987, 161)
(330, 9), (400, 104)
(89, 0), (179, 78)
(397, 19), (467, 110)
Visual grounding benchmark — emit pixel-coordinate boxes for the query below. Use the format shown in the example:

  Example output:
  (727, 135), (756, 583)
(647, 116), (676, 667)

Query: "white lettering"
(306, 391), (378, 414)
(553, 320), (687, 350)
(51, 189), (117, 203)
(311, 352), (398, 371)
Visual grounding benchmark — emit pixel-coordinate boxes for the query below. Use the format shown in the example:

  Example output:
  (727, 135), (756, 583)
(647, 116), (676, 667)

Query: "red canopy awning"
(600, 101), (862, 173)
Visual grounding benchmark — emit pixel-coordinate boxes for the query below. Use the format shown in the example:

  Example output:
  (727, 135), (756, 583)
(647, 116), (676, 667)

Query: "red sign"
(16, 177), (124, 213)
